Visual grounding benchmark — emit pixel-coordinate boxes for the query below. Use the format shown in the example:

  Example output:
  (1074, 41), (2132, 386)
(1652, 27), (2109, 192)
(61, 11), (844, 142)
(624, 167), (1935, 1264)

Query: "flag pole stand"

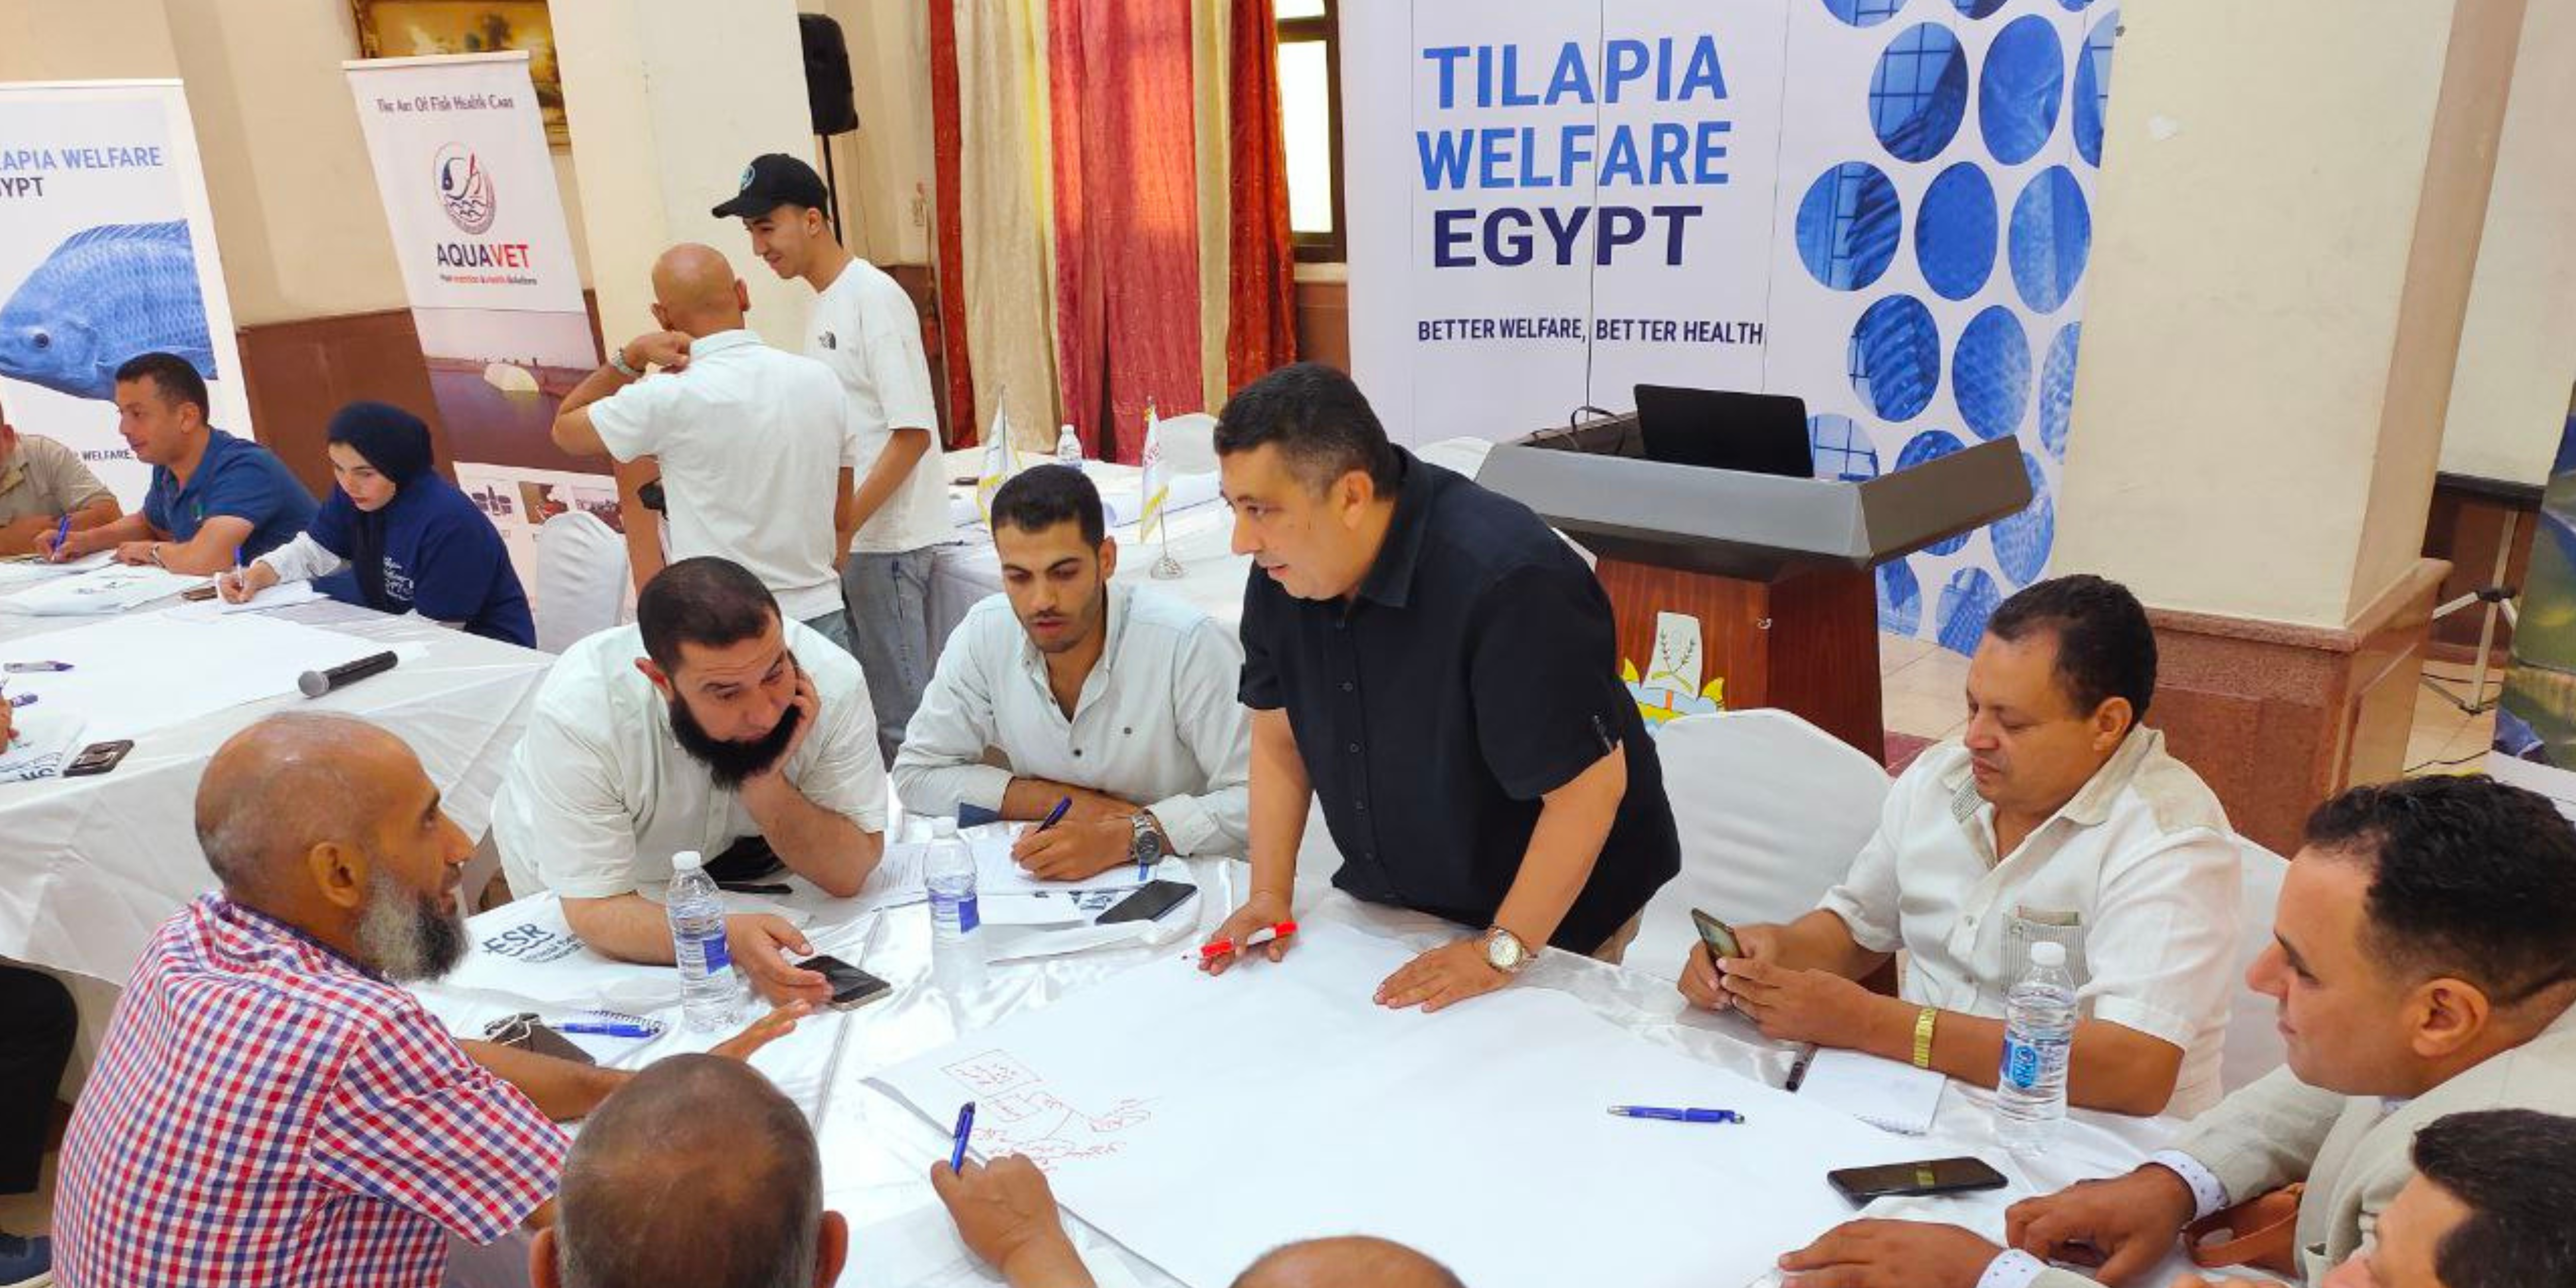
(1150, 526), (1184, 580)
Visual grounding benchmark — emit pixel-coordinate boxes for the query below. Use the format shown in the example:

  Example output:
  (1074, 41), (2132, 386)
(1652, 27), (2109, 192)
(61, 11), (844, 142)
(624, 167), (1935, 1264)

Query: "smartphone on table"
(1826, 1156), (2009, 1203)
(799, 954), (893, 1010)
(1097, 879), (1196, 926)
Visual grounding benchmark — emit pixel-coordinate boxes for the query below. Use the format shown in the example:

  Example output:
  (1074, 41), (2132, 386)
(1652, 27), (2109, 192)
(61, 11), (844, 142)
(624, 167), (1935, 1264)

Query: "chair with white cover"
(1156, 411), (1219, 475)
(1626, 710), (1893, 987)
(534, 509), (629, 654)
(2220, 837), (2292, 1094)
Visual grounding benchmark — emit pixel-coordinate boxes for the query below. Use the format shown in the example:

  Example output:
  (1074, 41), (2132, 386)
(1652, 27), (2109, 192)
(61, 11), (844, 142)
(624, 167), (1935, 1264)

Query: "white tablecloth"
(423, 846), (2234, 1288)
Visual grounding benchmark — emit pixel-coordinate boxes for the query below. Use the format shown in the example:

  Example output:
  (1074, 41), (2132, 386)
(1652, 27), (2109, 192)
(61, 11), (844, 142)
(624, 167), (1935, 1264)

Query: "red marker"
(1197, 921), (1298, 960)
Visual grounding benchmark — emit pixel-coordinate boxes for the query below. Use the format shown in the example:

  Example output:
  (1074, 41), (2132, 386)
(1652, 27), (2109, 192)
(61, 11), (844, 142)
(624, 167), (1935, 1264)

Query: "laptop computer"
(1632, 385), (1815, 479)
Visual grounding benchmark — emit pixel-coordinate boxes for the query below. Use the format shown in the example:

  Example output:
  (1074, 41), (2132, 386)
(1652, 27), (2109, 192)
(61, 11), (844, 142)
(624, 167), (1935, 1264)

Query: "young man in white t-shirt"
(718, 154), (951, 765)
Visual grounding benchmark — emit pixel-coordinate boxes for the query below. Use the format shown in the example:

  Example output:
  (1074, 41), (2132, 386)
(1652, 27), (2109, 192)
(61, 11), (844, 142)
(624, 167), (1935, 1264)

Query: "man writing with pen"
(894, 465), (1251, 877)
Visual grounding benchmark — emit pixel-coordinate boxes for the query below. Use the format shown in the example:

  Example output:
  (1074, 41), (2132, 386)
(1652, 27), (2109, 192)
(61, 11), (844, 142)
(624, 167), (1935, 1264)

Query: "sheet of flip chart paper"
(866, 924), (1903, 1288)
(0, 610), (383, 742)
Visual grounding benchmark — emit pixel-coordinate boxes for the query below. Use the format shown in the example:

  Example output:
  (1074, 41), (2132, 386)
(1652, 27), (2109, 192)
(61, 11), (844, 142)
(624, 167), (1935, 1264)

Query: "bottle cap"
(673, 849), (704, 872)
(2031, 941), (2066, 967)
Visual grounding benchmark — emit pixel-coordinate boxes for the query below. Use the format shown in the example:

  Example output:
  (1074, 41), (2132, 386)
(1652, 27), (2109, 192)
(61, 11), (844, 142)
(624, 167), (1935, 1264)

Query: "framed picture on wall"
(350, 1), (568, 148)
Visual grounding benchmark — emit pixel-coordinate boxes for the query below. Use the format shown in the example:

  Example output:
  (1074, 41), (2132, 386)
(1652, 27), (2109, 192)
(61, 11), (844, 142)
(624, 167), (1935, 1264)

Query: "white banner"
(1345, 1), (2118, 651)
(0, 79), (252, 507)
(344, 52), (600, 476)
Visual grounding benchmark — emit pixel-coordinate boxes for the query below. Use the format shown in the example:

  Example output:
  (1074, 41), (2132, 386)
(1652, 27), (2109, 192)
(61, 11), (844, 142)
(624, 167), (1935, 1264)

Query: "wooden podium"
(1478, 419), (2032, 762)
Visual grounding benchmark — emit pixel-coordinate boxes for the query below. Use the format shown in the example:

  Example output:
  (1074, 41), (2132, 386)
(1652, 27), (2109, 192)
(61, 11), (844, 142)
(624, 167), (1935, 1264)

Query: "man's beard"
(670, 688), (804, 789)
(354, 867), (466, 982)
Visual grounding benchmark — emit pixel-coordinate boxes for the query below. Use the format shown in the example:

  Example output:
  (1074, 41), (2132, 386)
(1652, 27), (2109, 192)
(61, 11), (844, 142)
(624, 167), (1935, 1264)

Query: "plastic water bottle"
(925, 820), (986, 988)
(1996, 940), (2076, 1154)
(667, 850), (742, 1031)
(1055, 423), (1083, 465)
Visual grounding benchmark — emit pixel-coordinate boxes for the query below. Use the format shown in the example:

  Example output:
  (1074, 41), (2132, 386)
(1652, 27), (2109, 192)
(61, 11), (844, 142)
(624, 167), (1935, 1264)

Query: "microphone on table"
(298, 651), (400, 699)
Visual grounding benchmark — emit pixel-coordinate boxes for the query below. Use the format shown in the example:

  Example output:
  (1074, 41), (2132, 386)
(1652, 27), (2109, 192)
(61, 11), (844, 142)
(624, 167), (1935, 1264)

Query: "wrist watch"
(1480, 925), (1532, 976)
(1127, 810), (1167, 868)
(608, 342), (643, 379)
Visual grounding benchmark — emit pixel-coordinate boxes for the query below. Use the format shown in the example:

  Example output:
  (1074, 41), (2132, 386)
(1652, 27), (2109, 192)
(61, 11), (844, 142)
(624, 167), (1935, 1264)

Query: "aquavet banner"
(1343, 0), (2119, 651)
(0, 79), (253, 507)
(344, 50), (611, 595)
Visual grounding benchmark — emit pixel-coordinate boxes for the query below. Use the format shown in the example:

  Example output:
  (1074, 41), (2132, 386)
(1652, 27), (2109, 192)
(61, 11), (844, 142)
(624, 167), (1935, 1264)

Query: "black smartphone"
(1096, 879), (1196, 926)
(800, 954), (893, 1010)
(1691, 908), (1742, 960)
(481, 1013), (597, 1066)
(63, 740), (135, 777)
(1827, 1157), (2010, 1203)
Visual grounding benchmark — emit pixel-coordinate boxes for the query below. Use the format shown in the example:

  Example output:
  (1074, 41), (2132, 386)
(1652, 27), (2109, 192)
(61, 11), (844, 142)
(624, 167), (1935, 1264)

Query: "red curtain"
(1225, 0), (1297, 392)
(1047, 0), (1205, 462)
(926, 0), (979, 444)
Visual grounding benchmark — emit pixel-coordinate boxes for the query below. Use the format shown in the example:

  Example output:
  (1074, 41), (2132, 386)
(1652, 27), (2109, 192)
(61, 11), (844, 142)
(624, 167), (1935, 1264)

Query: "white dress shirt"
(892, 583), (1250, 856)
(806, 258), (950, 555)
(585, 329), (850, 621)
(1816, 727), (2242, 1116)
(491, 618), (888, 899)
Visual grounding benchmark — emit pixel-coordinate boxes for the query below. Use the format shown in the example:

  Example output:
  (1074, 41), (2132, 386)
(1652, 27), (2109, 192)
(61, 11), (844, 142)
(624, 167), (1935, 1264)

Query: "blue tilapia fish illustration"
(0, 221), (218, 401)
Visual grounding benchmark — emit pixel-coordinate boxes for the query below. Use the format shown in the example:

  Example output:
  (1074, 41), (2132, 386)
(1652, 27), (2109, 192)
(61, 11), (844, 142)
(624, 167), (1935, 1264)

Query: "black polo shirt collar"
(1353, 449), (1433, 611)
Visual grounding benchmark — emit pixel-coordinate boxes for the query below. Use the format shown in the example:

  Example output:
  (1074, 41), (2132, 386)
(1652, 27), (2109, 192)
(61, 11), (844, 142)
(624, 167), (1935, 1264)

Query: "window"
(1276, 0), (1344, 262)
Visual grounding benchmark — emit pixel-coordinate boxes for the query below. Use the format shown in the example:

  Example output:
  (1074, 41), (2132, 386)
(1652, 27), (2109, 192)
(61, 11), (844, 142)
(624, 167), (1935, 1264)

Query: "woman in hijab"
(218, 401), (534, 647)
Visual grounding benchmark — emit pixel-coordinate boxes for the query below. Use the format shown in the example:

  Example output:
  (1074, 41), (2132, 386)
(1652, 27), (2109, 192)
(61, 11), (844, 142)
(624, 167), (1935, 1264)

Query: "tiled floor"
(1875, 631), (2500, 779)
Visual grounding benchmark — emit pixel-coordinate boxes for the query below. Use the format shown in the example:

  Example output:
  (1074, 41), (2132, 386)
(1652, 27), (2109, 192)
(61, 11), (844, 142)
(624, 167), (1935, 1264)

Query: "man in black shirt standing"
(1200, 363), (1679, 1011)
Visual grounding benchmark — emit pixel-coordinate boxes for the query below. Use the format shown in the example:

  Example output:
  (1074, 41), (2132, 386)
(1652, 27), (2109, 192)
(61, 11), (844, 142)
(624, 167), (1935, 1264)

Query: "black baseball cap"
(711, 153), (828, 219)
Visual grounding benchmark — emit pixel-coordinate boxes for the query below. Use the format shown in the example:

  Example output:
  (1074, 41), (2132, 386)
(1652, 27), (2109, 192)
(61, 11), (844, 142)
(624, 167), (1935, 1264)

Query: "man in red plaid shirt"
(50, 713), (801, 1288)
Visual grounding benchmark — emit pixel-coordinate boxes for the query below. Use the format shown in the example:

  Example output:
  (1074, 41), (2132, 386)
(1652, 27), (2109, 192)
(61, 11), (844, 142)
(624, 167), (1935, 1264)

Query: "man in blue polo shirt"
(43, 351), (315, 574)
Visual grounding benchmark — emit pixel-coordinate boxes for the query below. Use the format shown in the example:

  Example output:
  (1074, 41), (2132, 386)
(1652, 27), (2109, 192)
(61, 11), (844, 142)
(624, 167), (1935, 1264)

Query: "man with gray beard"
(50, 713), (800, 1288)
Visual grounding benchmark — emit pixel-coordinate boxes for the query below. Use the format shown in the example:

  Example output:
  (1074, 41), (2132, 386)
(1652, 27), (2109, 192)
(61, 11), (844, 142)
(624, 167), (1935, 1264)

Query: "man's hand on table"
(929, 1155), (1099, 1288)
(707, 1003), (809, 1062)
(1715, 949), (1898, 1048)
(1777, 1219), (2004, 1288)
(2004, 1165), (2200, 1286)
(726, 913), (831, 1004)
(1374, 937), (1511, 1013)
(1010, 812), (1136, 881)
(1199, 890), (1294, 976)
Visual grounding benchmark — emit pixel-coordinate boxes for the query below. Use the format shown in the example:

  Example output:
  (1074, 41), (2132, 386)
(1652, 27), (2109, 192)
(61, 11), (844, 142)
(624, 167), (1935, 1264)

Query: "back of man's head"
(1215, 362), (1399, 497)
(2304, 774), (2576, 1015)
(1982, 572), (2157, 723)
(552, 1055), (832, 1288)
(2409, 1109), (2576, 1287)
(638, 557), (782, 674)
(650, 243), (749, 336)
(1232, 1236), (1465, 1288)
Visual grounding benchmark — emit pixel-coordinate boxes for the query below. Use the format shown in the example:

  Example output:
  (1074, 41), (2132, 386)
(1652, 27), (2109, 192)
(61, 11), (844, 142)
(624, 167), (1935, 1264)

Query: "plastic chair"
(1627, 710), (1892, 985)
(534, 509), (629, 654)
(1157, 411), (1219, 475)
(2220, 837), (2292, 1093)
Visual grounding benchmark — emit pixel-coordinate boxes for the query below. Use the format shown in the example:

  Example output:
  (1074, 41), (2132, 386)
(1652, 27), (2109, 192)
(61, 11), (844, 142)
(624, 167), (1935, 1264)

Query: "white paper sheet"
(1796, 1049), (1949, 1136)
(0, 700), (85, 782)
(0, 564), (203, 615)
(0, 610), (383, 742)
(0, 551), (113, 588)
(164, 580), (328, 619)
(854, 831), (1167, 910)
(865, 925), (1901, 1288)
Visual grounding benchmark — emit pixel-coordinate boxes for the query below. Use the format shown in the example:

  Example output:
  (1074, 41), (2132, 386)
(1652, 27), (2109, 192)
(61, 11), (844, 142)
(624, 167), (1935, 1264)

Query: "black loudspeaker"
(800, 14), (861, 137)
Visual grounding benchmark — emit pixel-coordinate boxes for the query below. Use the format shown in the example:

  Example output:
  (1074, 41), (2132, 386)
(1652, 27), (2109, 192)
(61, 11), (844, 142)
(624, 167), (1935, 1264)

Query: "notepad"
(1796, 1049), (1948, 1135)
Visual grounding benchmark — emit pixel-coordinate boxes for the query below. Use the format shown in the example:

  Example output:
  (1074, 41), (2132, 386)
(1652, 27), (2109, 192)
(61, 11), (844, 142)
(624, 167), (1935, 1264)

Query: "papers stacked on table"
(0, 700), (86, 783)
(0, 551), (113, 589)
(0, 563), (204, 615)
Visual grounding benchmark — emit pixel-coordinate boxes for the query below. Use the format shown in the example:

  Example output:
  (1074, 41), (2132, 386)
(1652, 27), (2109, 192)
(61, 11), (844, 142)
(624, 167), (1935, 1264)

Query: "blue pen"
(51, 514), (70, 559)
(949, 1101), (976, 1172)
(1607, 1105), (1744, 1124)
(557, 1020), (660, 1039)
(1036, 797), (1073, 831)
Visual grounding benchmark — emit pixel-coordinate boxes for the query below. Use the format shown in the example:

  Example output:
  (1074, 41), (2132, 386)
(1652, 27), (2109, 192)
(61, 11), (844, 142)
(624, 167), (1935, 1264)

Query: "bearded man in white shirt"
(894, 465), (1250, 878)
(1677, 574), (2241, 1117)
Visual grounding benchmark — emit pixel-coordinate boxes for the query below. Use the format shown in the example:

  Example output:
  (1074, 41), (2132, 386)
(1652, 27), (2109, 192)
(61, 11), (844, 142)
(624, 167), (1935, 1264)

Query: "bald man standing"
(52, 713), (798, 1288)
(553, 244), (856, 650)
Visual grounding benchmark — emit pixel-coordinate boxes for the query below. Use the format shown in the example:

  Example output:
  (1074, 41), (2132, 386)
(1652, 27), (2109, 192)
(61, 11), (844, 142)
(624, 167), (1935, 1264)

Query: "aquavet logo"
(435, 143), (496, 235)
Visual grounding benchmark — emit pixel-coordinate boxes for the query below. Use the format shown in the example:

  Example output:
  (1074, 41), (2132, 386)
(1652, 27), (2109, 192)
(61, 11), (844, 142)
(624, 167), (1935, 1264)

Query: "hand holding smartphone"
(799, 954), (893, 1010)
(1691, 908), (1742, 960)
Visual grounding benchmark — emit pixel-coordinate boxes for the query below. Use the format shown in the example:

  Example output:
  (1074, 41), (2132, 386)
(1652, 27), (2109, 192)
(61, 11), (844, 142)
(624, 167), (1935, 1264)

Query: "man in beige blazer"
(1773, 774), (2576, 1288)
